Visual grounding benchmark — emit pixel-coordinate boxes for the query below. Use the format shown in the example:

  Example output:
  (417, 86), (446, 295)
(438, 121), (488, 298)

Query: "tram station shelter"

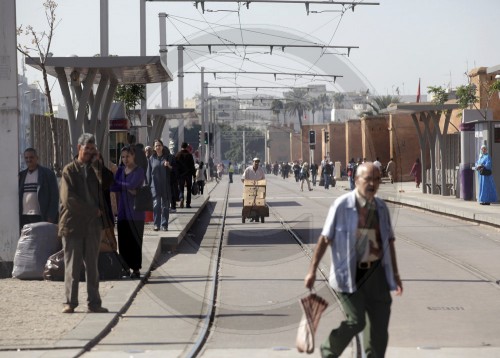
(26, 56), (174, 161)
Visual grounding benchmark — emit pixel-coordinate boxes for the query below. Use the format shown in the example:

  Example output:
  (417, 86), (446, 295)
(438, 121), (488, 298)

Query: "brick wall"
(346, 120), (362, 166)
(389, 114), (422, 181)
(361, 116), (390, 163)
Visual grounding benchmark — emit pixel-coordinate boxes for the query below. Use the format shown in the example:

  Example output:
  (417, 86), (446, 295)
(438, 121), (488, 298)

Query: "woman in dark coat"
(110, 146), (146, 279)
(147, 139), (172, 231)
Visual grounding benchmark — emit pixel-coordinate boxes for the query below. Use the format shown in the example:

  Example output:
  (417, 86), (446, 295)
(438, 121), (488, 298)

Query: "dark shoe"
(180, 199), (184, 208)
(153, 226), (160, 231)
(161, 226), (168, 231)
(169, 208), (177, 213)
(88, 306), (109, 313)
(186, 205), (192, 208)
(130, 270), (141, 279)
(62, 304), (75, 314)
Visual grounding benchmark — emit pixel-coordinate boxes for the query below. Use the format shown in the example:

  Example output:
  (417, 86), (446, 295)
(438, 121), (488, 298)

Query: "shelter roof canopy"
(387, 102), (459, 115)
(26, 56), (173, 85)
(131, 108), (198, 120)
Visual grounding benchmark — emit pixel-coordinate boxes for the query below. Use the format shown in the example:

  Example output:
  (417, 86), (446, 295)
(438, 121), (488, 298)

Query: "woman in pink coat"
(410, 158), (422, 188)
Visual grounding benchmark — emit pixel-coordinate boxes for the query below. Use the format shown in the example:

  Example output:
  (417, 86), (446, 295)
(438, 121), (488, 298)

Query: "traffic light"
(324, 131), (329, 143)
(204, 131), (209, 144)
(198, 130), (202, 144)
(309, 130), (316, 145)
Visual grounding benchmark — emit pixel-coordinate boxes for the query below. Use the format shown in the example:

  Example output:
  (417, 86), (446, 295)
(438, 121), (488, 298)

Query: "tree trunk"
(42, 65), (61, 176)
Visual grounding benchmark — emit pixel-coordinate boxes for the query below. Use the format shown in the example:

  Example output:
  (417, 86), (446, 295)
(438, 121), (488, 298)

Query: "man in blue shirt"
(305, 162), (403, 358)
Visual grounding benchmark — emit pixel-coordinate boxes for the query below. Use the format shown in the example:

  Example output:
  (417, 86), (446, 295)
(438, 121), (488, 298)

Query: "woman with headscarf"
(475, 145), (498, 205)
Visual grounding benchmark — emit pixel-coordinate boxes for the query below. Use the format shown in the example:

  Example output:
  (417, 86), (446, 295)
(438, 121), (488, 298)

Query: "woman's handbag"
(479, 167), (492, 176)
(191, 181), (199, 195)
(134, 185), (153, 212)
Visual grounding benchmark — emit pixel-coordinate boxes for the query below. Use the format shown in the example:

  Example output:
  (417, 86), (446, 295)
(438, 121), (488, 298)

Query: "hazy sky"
(15, 0), (500, 105)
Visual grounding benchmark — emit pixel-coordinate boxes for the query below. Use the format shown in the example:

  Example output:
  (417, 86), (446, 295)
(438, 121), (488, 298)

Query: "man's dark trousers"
(321, 263), (392, 358)
(178, 175), (193, 206)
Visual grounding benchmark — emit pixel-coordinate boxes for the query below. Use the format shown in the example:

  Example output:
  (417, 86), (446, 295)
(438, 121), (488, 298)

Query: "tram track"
(182, 178), (361, 358)
(76, 176), (499, 357)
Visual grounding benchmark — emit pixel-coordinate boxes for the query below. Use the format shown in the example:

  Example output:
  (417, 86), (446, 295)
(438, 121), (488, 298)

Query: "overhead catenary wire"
(164, 11), (355, 88)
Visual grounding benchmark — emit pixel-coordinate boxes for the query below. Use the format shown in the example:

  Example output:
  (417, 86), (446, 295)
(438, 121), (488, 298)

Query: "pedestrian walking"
(293, 161), (301, 182)
(310, 162), (318, 186)
(386, 158), (396, 184)
(347, 158), (357, 190)
(60, 133), (112, 314)
(147, 139), (172, 231)
(195, 161), (207, 195)
(111, 146), (146, 279)
(322, 161), (333, 189)
(18, 148), (59, 230)
(228, 162), (234, 183)
(176, 142), (196, 208)
(475, 145), (498, 205)
(409, 158), (422, 188)
(304, 162), (403, 358)
(300, 162), (313, 192)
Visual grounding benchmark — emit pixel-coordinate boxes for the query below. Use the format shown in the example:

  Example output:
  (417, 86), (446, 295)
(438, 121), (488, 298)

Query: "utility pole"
(139, 0), (147, 144)
(0, 0), (20, 276)
(159, 13), (169, 144)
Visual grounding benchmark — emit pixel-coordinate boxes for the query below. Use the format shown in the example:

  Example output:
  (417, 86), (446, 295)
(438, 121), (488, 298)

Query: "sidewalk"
(336, 178), (500, 228)
(0, 182), (214, 355)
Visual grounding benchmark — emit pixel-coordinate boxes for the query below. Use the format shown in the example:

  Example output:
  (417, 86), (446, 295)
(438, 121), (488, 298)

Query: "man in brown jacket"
(60, 133), (113, 314)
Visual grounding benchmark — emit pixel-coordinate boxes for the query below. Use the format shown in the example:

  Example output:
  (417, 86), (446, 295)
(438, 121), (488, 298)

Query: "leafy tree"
(285, 88), (310, 128)
(17, 0), (61, 175)
(113, 84), (146, 122)
(455, 76), (500, 119)
(223, 125), (264, 163)
(427, 86), (448, 105)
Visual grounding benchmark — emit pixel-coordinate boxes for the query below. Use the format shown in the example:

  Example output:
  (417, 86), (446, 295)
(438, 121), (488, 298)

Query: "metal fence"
(30, 115), (71, 170)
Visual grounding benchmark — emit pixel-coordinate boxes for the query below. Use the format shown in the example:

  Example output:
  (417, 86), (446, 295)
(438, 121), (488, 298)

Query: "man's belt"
(357, 260), (381, 270)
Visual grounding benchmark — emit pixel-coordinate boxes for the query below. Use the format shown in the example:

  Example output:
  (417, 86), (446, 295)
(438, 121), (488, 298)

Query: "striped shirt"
(22, 169), (40, 215)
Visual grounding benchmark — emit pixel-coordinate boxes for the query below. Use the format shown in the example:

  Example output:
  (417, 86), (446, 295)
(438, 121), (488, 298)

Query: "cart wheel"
(261, 216), (265, 223)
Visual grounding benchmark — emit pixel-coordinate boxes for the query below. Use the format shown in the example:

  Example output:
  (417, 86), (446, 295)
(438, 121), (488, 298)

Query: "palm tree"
(318, 93), (332, 122)
(332, 92), (345, 109)
(270, 99), (284, 125)
(361, 95), (401, 117)
(309, 97), (320, 124)
(285, 88), (311, 128)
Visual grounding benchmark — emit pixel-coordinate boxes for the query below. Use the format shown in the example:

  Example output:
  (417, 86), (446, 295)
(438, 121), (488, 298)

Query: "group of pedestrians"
(18, 134), (204, 314)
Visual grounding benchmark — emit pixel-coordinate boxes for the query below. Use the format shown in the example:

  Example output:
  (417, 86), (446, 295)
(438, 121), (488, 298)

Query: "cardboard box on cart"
(242, 180), (269, 222)
(243, 179), (266, 206)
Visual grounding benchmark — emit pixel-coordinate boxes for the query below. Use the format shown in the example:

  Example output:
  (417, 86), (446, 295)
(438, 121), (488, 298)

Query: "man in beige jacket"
(60, 133), (113, 314)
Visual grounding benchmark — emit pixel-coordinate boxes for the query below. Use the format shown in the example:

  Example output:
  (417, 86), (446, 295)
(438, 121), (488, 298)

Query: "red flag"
(416, 78), (421, 103)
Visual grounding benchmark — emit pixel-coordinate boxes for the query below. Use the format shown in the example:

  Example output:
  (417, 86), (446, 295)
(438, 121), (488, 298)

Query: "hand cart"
(242, 179), (269, 223)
